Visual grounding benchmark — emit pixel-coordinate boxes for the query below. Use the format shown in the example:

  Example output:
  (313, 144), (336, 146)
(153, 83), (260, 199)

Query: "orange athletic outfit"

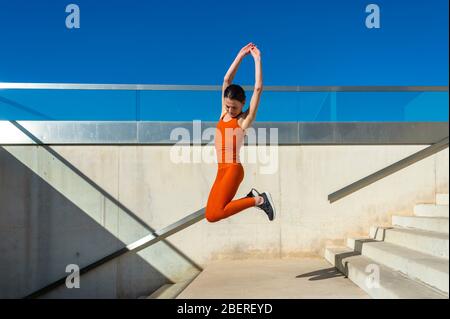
(205, 112), (256, 223)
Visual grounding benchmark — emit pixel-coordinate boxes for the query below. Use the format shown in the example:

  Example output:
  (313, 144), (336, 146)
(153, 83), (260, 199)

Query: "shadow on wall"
(0, 146), (199, 298)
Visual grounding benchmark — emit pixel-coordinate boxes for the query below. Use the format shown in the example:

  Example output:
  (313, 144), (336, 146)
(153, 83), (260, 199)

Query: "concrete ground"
(177, 258), (370, 299)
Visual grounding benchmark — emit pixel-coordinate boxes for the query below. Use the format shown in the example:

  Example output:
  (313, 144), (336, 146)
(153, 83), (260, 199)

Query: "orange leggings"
(205, 163), (256, 223)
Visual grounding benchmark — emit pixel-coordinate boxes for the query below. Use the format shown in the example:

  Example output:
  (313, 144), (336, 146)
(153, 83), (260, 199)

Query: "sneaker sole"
(265, 192), (276, 221)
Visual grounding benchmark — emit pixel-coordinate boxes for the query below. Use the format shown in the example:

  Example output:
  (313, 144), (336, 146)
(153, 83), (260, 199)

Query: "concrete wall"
(0, 144), (448, 298)
(0, 145), (201, 299)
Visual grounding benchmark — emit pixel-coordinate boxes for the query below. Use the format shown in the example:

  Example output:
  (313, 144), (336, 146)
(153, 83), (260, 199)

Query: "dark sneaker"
(246, 188), (261, 198)
(256, 192), (276, 221)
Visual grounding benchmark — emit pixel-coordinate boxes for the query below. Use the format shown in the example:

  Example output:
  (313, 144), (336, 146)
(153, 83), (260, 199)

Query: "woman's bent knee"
(205, 208), (222, 223)
(205, 214), (221, 223)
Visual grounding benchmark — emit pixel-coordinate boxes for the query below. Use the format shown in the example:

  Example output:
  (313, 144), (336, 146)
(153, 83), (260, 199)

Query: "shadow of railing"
(0, 147), (171, 298)
(1, 121), (205, 298)
(296, 267), (344, 281)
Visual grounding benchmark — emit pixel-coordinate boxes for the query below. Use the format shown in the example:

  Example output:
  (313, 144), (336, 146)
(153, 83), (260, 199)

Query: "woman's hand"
(224, 43), (255, 86)
(250, 45), (261, 60)
(238, 42), (255, 59)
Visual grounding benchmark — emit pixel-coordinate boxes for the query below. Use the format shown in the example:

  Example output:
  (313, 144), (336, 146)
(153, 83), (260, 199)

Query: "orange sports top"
(215, 112), (245, 164)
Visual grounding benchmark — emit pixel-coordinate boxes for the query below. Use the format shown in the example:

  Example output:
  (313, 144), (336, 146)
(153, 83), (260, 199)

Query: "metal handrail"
(0, 82), (448, 91)
(328, 136), (450, 203)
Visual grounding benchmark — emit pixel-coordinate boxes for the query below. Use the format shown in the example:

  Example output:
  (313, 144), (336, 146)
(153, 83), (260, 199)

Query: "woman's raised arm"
(241, 45), (263, 130)
(221, 43), (254, 114)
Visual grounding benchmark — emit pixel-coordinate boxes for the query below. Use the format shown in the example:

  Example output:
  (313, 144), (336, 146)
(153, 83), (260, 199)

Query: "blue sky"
(0, 0), (448, 85)
(0, 1), (448, 121)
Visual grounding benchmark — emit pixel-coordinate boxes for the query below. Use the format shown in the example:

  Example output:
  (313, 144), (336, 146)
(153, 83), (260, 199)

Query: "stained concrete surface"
(177, 258), (370, 299)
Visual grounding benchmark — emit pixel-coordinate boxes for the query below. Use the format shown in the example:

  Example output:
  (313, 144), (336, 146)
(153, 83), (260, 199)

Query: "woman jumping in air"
(205, 42), (276, 223)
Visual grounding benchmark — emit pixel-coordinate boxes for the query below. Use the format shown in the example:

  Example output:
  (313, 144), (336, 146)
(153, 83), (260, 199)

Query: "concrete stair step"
(347, 239), (449, 293)
(414, 204), (449, 218)
(436, 194), (449, 206)
(369, 226), (390, 241)
(370, 226), (449, 259)
(347, 237), (372, 250)
(324, 246), (447, 299)
(392, 215), (449, 234)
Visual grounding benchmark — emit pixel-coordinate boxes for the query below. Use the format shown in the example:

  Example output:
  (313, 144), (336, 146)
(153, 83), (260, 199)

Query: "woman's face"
(224, 97), (245, 117)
